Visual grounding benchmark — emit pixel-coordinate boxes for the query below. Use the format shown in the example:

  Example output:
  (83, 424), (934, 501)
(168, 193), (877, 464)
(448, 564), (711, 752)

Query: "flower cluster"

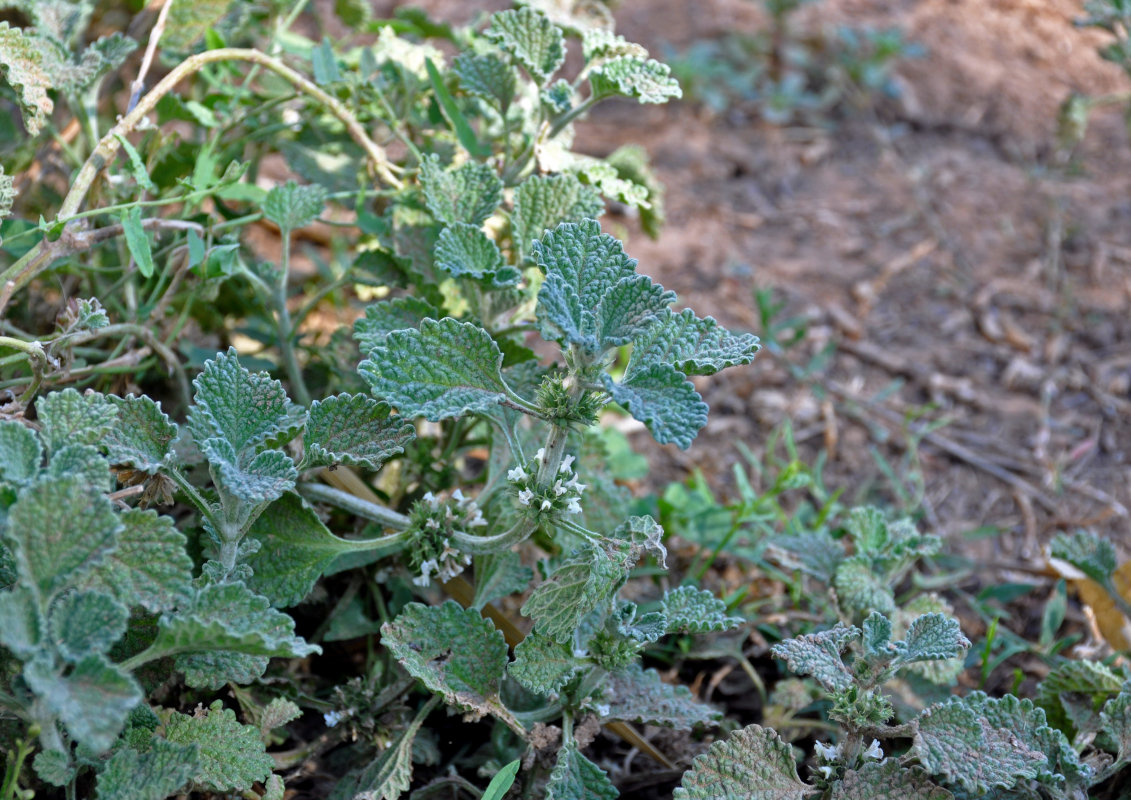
(812, 738), (883, 780)
(508, 448), (586, 520)
(404, 490), (483, 587)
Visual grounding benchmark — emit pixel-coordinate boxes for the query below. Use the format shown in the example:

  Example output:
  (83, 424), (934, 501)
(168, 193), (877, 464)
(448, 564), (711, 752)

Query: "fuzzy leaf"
(101, 394), (178, 473)
(48, 589), (128, 662)
(0, 164), (15, 222)
(835, 555), (895, 620)
(0, 22), (54, 134)
(831, 761), (951, 800)
(188, 348), (304, 456)
(201, 439), (297, 508)
(602, 364), (708, 450)
(770, 625), (858, 692)
(95, 739), (198, 800)
(602, 663), (720, 728)
(512, 173), (603, 259)
(341, 725), (416, 800)
(150, 581), (320, 689)
(0, 420), (42, 485)
(521, 546), (627, 643)
(533, 220), (637, 333)
(675, 724), (809, 800)
(0, 583), (41, 657)
(5, 474), (120, 600)
(264, 180), (326, 235)
(358, 318), (512, 421)
(47, 444), (113, 493)
(486, 7), (565, 85)
(912, 699), (1046, 793)
(420, 156), (503, 227)
(509, 631), (582, 694)
(546, 744), (617, 800)
(861, 611), (893, 658)
(471, 550), (533, 611)
(382, 601), (513, 722)
(435, 222), (520, 286)
(582, 30), (648, 62)
(662, 585), (743, 634)
(590, 55), (681, 103)
(1050, 530), (1118, 586)
(629, 308), (760, 377)
(24, 654), (142, 752)
(163, 700), (274, 792)
(596, 274), (675, 349)
(1100, 691), (1131, 765)
(34, 748), (72, 787)
(246, 492), (369, 607)
(893, 613), (970, 666)
(164, 0), (234, 49)
(80, 508), (193, 613)
(1037, 660), (1125, 736)
(303, 394), (415, 470)
(453, 52), (516, 110)
(353, 296), (440, 352)
(36, 389), (118, 455)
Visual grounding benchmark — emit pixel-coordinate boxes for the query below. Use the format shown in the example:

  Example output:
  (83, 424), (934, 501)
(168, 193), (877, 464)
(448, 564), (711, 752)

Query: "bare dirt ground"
(563, 0), (1131, 568)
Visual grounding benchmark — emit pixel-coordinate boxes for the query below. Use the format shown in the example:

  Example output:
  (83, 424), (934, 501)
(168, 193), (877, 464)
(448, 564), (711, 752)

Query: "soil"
(567, 0), (1131, 562)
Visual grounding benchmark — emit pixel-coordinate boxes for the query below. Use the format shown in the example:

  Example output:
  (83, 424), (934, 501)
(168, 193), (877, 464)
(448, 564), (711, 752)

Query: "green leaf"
(246, 492), (367, 607)
(302, 394), (415, 470)
(452, 52), (516, 110)
(187, 348), (305, 457)
(834, 555), (895, 620)
(770, 625), (858, 692)
(163, 700), (275, 793)
(353, 296), (441, 352)
(95, 739), (198, 800)
(893, 614), (970, 666)
(0, 22), (54, 135)
(662, 585), (743, 634)
(486, 7), (565, 85)
(1050, 529), (1118, 585)
(590, 56), (682, 104)
(338, 724), (416, 800)
(628, 308), (760, 377)
(358, 317), (514, 421)
(164, 0), (234, 49)
(471, 550), (533, 610)
(311, 37), (341, 85)
(674, 724), (809, 800)
(47, 443), (113, 493)
(582, 30), (648, 63)
(382, 601), (513, 723)
(24, 654), (142, 752)
(149, 581), (320, 689)
(521, 545), (627, 643)
(425, 57), (487, 158)
(0, 583), (42, 658)
(36, 388), (118, 455)
(509, 631), (582, 694)
(201, 438), (297, 508)
(1100, 690), (1131, 765)
(80, 508), (193, 613)
(0, 419), (42, 485)
(482, 759), (521, 800)
(122, 206), (155, 278)
(33, 749), (73, 787)
(1036, 660), (1124, 736)
(115, 133), (156, 193)
(602, 663), (720, 728)
(5, 474), (120, 600)
(912, 699), (1046, 794)
(48, 589), (128, 662)
(512, 173), (603, 259)
(420, 155), (503, 227)
(602, 364), (708, 450)
(263, 180), (326, 235)
(831, 761), (952, 800)
(435, 222), (520, 286)
(861, 611), (893, 658)
(545, 743), (617, 800)
(102, 394), (179, 474)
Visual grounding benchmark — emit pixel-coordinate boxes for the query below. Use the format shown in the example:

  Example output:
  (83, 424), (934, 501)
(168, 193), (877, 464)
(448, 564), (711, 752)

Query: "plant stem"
(272, 234), (311, 405)
(0, 47), (400, 293)
(297, 481), (410, 530)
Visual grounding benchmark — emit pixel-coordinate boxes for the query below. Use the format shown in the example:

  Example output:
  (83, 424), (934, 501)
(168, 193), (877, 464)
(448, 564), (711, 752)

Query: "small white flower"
(864, 740), (883, 761)
(814, 741), (839, 761)
(451, 488), (465, 503)
(535, 447), (546, 464)
(566, 498), (582, 514)
(508, 465), (528, 482)
(553, 479), (567, 496)
(323, 710), (343, 727)
(817, 765), (835, 780)
(422, 491), (437, 507)
(424, 518), (440, 530)
(559, 454), (575, 473)
(540, 499), (552, 511)
(517, 489), (534, 506)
